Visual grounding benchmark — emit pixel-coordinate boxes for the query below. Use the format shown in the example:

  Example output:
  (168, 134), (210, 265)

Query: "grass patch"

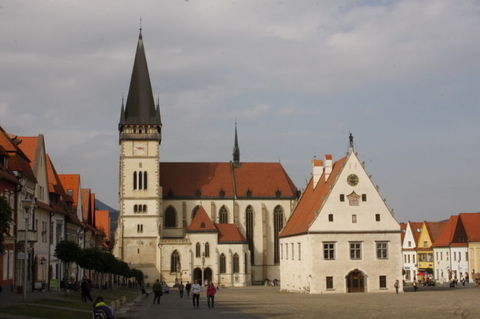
(0, 304), (90, 319)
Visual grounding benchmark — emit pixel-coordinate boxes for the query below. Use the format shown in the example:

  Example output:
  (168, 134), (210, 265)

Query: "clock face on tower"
(134, 143), (146, 155)
(347, 174), (359, 186)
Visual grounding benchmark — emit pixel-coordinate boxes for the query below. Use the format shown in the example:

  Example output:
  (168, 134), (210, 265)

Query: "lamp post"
(21, 199), (34, 303)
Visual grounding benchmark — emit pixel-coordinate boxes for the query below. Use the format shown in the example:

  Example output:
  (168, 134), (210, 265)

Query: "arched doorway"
(346, 269), (365, 293)
(193, 268), (202, 286)
(204, 268), (212, 286)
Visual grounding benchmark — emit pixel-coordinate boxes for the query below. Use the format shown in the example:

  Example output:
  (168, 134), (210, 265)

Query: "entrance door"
(193, 268), (202, 286)
(204, 268), (212, 285)
(346, 269), (365, 292)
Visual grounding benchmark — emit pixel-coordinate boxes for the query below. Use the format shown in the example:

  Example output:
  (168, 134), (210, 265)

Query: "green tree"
(0, 196), (12, 254)
(76, 248), (101, 271)
(54, 240), (81, 282)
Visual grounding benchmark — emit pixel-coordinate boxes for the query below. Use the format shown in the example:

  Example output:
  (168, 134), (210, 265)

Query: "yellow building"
(416, 222), (446, 280)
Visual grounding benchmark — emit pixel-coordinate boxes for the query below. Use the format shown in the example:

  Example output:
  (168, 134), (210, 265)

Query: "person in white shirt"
(191, 280), (201, 309)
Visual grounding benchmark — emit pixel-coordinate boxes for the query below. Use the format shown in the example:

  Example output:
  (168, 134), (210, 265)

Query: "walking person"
(192, 280), (201, 309)
(178, 281), (184, 298)
(186, 281), (192, 297)
(207, 282), (217, 309)
(413, 280), (418, 292)
(153, 279), (163, 304)
(81, 276), (93, 303)
(394, 280), (400, 294)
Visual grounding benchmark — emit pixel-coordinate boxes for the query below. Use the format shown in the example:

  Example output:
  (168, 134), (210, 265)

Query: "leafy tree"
(54, 240), (81, 282)
(77, 247), (101, 270)
(0, 196), (12, 254)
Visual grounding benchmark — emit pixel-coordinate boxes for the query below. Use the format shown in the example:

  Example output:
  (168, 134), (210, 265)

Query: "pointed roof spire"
(348, 131), (354, 153)
(121, 29), (160, 126)
(119, 97), (125, 125)
(233, 120), (240, 166)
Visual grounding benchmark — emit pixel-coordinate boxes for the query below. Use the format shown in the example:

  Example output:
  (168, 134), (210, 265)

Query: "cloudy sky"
(1, 0), (479, 222)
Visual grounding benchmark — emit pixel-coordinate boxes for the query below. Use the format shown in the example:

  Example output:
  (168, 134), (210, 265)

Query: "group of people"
(152, 279), (218, 309)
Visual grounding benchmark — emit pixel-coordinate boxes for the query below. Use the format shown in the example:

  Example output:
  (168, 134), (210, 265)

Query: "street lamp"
(21, 199), (34, 303)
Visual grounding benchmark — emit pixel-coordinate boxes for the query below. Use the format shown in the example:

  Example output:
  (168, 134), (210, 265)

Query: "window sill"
(326, 288), (335, 291)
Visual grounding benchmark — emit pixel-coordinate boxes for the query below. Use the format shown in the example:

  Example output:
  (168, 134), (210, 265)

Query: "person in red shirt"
(207, 282), (217, 309)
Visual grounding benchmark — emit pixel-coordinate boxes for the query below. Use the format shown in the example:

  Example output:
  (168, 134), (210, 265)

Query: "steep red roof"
(280, 157), (347, 237)
(16, 136), (39, 169)
(215, 224), (247, 243)
(425, 221), (447, 243)
(186, 206), (217, 232)
(89, 193), (96, 225)
(432, 216), (458, 247)
(459, 213), (480, 242)
(0, 127), (35, 181)
(95, 210), (110, 239)
(59, 174), (81, 210)
(80, 188), (91, 223)
(160, 162), (297, 199)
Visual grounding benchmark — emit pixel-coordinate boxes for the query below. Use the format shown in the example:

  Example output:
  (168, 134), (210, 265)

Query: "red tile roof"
(425, 221), (447, 244)
(95, 210), (110, 239)
(80, 188), (91, 223)
(160, 162), (297, 199)
(280, 157), (347, 238)
(459, 213), (480, 242)
(215, 224), (247, 243)
(408, 222), (423, 245)
(59, 174), (81, 210)
(432, 216), (458, 247)
(16, 136), (39, 169)
(186, 206), (217, 232)
(0, 127), (35, 181)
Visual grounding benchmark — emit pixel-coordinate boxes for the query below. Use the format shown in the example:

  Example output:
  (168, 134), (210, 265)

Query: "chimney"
(312, 159), (323, 189)
(324, 154), (333, 181)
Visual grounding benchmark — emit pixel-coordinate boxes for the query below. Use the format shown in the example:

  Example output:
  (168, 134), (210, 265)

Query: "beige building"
(279, 140), (402, 293)
(113, 31), (298, 286)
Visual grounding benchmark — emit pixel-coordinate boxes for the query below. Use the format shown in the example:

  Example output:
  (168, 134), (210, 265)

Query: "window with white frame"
(350, 242), (362, 260)
(323, 242), (335, 260)
(376, 241), (388, 259)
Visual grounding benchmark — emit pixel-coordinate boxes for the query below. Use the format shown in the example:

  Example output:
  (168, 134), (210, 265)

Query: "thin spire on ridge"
(233, 120), (240, 166)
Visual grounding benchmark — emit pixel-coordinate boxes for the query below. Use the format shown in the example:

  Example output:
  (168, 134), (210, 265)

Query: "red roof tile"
(280, 157), (347, 237)
(425, 221), (447, 243)
(59, 174), (81, 210)
(459, 213), (480, 242)
(215, 224), (246, 243)
(408, 222), (423, 245)
(80, 188), (91, 223)
(95, 210), (110, 239)
(16, 136), (39, 169)
(186, 206), (217, 232)
(0, 127), (35, 181)
(432, 216), (458, 247)
(160, 162), (297, 199)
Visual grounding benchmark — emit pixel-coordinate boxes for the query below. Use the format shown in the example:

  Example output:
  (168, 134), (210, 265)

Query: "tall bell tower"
(115, 29), (162, 281)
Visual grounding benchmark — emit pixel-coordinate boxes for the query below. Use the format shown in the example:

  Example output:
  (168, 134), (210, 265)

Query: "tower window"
(219, 206), (228, 224)
(144, 171), (148, 190)
(205, 242), (210, 258)
(138, 171), (143, 190)
(195, 243), (201, 258)
(137, 224), (143, 233)
(273, 206), (284, 264)
(246, 206), (254, 265)
(133, 172), (137, 190)
(164, 206), (177, 228)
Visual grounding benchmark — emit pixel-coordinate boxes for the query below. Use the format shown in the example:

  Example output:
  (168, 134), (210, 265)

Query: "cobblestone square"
(131, 286), (480, 319)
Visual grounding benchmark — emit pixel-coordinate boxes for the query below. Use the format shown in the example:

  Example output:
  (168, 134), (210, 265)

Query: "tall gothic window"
(246, 206), (254, 265)
(273, 205), (284, 264)
(233, 253), (240, 273)
(205, 242), (210, 258)
(196, 243), (201, 258)
(143, 171), (148, 190)
(170, 250), (180, 273)
(138, 171), (143, 190)
(164, 206), (177, 228)
(219, 206), (228, 224)
(220, 254), (226, 273)
(192, 205), (200, 219)
(133, 172), (137, 190)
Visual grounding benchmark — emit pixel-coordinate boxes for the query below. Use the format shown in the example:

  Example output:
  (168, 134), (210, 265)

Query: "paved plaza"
(127, 286), (480, 319)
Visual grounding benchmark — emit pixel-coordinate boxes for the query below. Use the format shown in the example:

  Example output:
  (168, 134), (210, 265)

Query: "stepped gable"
(186, 206), (217, 232)
(215, 224), (247, 244)
(279, 157), (347, 238)
(459, 213), (480, 242)
(160, 162), (297, 199)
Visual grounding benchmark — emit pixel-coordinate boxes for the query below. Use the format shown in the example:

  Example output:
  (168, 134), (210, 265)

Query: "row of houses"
(0, 126), (111, 294)
(401, 214), (480, 283)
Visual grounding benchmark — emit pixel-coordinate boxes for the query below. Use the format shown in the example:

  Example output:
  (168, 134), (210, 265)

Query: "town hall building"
(112, 31), (298, 286)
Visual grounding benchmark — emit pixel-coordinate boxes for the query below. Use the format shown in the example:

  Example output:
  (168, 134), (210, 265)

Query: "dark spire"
(233, 120), (240, 166)
(119, 97), (125, 124)
(120, 30), (160, 126)
(348, 131), (354, 153)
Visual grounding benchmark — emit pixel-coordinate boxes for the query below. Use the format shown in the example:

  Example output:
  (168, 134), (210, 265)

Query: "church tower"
(115, 30), (162, 281)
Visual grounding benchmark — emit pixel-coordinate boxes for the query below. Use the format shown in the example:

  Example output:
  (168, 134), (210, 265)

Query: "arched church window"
(138, 171), (143, 190)
(133, 172), (137, 190)
(219, 206), (228, 224)
(220, 254), (226, 273)
(143, 204), (147, 212)
(192, 205), (200, 219)
(170, 250), (180, 273)
(164, 206), (177, 228)
(143, 171), (148, 190)
(246, 206), (254, 265)
(273, 205), (284, 264)
(233, 253), (240, 273)
(134, 204), (138, 213)
(205, 242), (210, 258)
(196, 243), (201, 258)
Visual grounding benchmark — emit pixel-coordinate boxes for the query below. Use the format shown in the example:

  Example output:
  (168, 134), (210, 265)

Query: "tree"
(54, 240), (81, 282)
(77, 248), (101, 271)
(0, 196), (12, 254)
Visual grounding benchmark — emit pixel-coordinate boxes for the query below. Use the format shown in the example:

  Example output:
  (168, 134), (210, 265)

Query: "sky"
(1, 0), (479, 222)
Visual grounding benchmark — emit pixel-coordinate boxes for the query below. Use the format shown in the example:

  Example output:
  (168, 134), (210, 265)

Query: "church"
(112, 31), (298, 287)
